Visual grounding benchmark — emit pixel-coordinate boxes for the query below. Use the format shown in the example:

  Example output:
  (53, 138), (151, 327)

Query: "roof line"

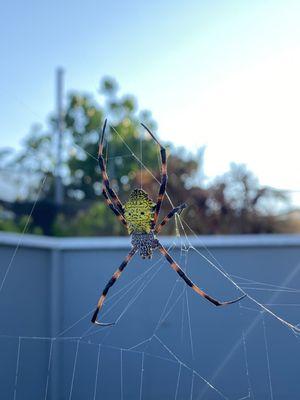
(1, 232), (300, 250)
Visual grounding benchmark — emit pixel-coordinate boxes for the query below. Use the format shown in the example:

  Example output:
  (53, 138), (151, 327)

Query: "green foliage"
(53, 203), (124, 237)
(0, 216), (23, 233)
(0, 208), (42, 234)
(0, 76), (293, 236)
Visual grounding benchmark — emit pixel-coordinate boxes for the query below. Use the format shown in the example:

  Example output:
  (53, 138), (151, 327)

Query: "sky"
(0, 0), (300, 206)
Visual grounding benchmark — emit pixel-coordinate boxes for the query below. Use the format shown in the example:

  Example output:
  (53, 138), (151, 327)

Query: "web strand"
(108, 125), (300, 333)
(93, 344), (101, 400)
(44, 339), (54, 400)
(0, 175), (47, 294)
(68, 340), (80, 400)
(2, 123), (300, 400)
(13, 337), (21, 400)
(262, 315), (274, 400)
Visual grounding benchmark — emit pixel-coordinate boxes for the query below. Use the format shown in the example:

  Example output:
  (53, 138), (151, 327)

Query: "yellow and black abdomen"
(124, 189), (156, 234)
(131, 231), (159, 258)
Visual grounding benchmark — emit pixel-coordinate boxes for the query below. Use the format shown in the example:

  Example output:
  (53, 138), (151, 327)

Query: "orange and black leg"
(102, 187), (127, 228)
(91, 247), (137, 325)
(141, 123), (167, 229)
(155, 203), (187, 234)
(98, 119), (124, 214)
(158, 244), (246, 306)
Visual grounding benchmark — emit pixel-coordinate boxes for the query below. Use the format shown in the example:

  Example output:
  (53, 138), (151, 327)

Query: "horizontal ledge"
(1, 232), (300, 250)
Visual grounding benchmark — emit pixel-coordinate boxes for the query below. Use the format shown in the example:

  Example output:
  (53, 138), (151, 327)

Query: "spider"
(91, 120), (246, 325)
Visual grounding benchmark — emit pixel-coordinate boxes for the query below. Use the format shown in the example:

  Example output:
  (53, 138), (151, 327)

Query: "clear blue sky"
(1, 0), (300, 205)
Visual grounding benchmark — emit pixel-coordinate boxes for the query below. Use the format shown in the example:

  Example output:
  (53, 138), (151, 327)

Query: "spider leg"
(158, 244), (246, 306)
(98, 119), (125, 214)
(141, 123), (167, 229)
(102, 187), (127, 227)
(155, 203), (187, 234)
(91, 247), (137, 325)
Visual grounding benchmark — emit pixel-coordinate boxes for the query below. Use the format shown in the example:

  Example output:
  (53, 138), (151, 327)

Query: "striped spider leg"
(158, 243), (246, 307)
(141, 123), (167, 229)
(91, 121), (246, 326)
(155, 203), (187, 234)
(98, 119), (125, 215)
(91, 247), (137, 325)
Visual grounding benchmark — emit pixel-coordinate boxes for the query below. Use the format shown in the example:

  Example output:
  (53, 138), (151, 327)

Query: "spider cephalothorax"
(91, 120), (246, 325)
(124, 189), (156, 234)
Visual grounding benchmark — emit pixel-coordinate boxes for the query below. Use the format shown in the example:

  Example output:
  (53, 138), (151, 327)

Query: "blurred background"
(1, 2), (300, 400)
(1, 0), (300, 237)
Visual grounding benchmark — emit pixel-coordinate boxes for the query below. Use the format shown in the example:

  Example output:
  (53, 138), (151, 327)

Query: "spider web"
(1, 126), (300, 400)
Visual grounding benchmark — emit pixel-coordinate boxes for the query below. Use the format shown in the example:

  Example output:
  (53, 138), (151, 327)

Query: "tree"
(0, 77), (293, 236)
(205, 163), (289, 234)
(0, 77), (202, 235)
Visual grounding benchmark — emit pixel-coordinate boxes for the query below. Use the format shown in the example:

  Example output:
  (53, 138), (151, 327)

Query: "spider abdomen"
(131, 232), (159, 259)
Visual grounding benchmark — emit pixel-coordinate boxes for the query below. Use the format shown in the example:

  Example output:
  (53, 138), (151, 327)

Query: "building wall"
(0, 233), (300, 399)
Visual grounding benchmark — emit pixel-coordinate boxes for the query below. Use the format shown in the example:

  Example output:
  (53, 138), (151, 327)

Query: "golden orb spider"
(91, 120), (246, 325)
